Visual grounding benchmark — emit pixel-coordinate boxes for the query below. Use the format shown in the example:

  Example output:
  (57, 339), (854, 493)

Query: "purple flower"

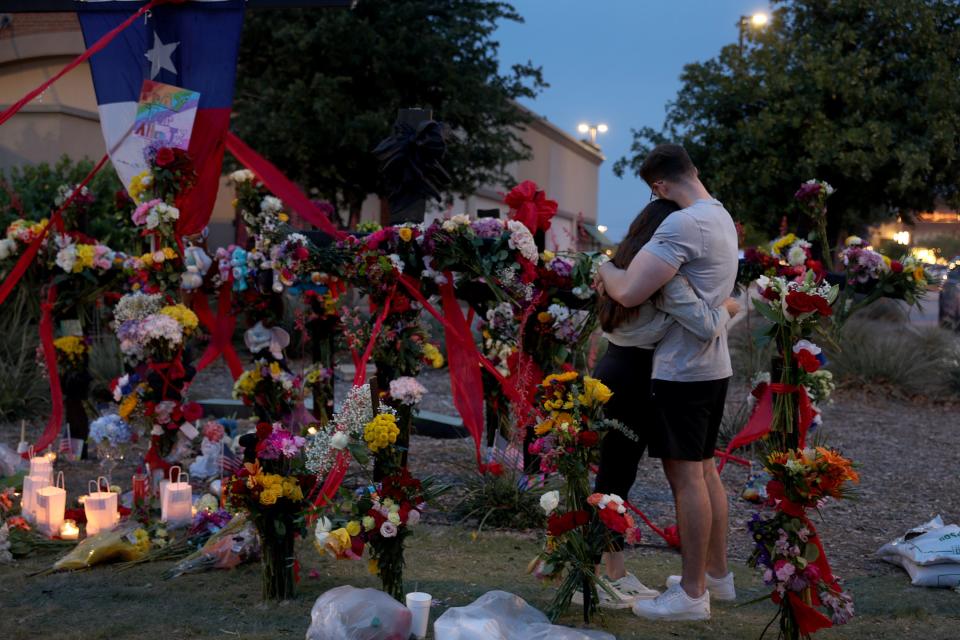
(470, 217), (504, 239)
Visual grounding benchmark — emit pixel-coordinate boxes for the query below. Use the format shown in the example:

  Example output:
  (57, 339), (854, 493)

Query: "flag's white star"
(144, 31), (179, 79)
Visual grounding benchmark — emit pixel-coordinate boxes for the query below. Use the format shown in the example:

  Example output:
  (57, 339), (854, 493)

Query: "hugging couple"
(586, 143), (740, 621)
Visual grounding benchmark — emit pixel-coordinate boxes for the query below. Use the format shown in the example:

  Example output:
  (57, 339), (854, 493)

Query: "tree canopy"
(233, 0), (546, 225)
(614, 0), (960, 236)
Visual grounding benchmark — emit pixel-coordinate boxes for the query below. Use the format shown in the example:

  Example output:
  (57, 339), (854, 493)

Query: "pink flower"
(775, 560), (796, 582)
(203, 421), (225, 443)
(406, 509), (420, 526)
(133, 198), (161, 226)
(379, 521), (398, 538)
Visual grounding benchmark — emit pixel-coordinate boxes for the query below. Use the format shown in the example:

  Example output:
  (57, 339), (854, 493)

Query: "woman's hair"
(597, 199), (681, 332)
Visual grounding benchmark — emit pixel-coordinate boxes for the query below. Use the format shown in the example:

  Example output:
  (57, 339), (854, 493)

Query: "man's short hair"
(639, 144), (696, 185)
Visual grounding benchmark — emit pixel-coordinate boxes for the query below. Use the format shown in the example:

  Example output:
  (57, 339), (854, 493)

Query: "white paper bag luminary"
(35, 471), (66, 537)
(84, 477), (119, 537)
(161, 466), (193, 527)
(21, 474), (51, 523)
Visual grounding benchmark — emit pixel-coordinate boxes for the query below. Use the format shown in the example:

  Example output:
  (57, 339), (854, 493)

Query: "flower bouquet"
(228, 421), (315, 600)
(88, 414), (136, 481)
(794, 179), (836, 271)
(232, 359), (302, 423)
(747, 447), (858, 638)
(526, 370), (630, 622)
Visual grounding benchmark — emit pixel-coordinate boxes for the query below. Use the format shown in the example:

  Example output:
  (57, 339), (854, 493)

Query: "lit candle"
(60, 519), (79, 541)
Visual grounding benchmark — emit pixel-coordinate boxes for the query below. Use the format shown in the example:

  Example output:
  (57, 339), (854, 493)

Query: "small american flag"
(220, 445), (244, 478)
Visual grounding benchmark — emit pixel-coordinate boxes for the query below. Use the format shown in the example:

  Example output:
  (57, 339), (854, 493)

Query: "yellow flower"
(542, 371), (578, 387)
(422, 343), (444, 368)
(278, 212), (289, 223)
(132, 528), (151, 554)
(259, 487), (280, 506)
(54, 336), (88, 362)
(141, 252), (154, 266)
(232, 369), (261, 399)
(534, 419), (554, 436)
(537, 311), (553, 324)
(367, 558), (379, 575)
(364, 413), (399, 453)
(913, 267), (925, 282)
(541, 250), (556, 262)
(283, 478), (303, 502)
(269, 361), (282, 378)
(128, 171), (152, 204)
(163, 247), (178, 260)
(882, 255), (891, 267)
(772, 233), (797, 256)
(345, 520), (361, 537)
(75, 244), (95, 271)
(398, 227), (413, 242)
(326, 528), (352, 557)
(160, 304), (199, 334)
(118, 393), (138, 419)
(362, 516), (376, 531)
(579, 376), (613, 406)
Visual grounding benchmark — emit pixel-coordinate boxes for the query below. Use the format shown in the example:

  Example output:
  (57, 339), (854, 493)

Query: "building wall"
(1, 13), (603, 253)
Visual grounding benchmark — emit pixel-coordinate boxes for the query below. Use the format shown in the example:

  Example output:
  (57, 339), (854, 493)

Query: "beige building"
(1, 13), (608, 252)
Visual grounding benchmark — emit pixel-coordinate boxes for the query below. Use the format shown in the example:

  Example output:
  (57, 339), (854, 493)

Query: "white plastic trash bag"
(306, 585), (412, 640)
(433, 591), (615, 640)
(877, 515), (960, 588)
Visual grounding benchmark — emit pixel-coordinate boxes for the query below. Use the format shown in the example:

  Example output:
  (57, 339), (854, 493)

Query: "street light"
(577, 122), (608, 146)
(738, 11), (770, 53)
(597, 225), (608, 234)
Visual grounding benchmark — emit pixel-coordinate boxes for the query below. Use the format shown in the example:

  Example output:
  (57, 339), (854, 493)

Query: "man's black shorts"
(648, 378), (730, 461)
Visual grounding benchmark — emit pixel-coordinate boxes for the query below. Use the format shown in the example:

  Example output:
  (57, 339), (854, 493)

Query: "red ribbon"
(23, 287), (64, 459)
(224, 132), (348, 242)
(718, 382), (815, 472)
(0, 1), (162, 128)
(193, 284), (244, 380)
(0, 154), (109, 307)
(351, 288), (394, 387)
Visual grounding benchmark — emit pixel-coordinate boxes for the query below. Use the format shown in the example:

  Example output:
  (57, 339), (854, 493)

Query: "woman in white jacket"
(578, 198), (739, 609)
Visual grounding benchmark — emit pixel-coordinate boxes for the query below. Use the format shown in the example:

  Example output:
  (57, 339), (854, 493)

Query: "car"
(939, 268), (960, 330)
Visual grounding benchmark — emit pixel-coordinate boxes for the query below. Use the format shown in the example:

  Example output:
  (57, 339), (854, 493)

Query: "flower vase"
(96, 441), (126, 484)
(258, 513), (297, 601)
(376, 539), (405, 601)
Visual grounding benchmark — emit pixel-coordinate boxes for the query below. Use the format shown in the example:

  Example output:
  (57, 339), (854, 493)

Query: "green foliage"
(615, 0), (960, 235)
(233, 0), (547, 221)
(0, 155), (138, 253)
(455, 468), (547, 531)
(827, 320), (960, 398)
(0, 288), (48, 421)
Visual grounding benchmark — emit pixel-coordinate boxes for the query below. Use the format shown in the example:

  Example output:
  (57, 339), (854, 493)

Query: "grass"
(1, 525), (956, 640)
(826, 321), (960, 399)
(0, 288), (47, 421)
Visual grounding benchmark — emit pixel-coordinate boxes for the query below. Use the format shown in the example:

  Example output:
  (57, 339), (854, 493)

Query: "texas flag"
(77, 0), (245, 236)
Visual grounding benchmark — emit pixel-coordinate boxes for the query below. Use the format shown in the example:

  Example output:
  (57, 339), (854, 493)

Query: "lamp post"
(738, 11), (769, 54)
(577, 122), (608, 147)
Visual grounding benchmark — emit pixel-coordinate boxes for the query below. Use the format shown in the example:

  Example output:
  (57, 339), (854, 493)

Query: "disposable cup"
(405, 591), (432, 639)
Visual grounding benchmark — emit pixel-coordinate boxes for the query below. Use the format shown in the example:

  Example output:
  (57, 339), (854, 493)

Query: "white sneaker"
(665, 571), (736, 601)
(571, 576), (635, 610)
(631, 583), (710, 621)
(609, 572), (659, 600)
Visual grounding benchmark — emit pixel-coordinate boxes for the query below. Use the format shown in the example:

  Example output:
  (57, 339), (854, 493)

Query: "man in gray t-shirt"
(599, 144), (738, 622)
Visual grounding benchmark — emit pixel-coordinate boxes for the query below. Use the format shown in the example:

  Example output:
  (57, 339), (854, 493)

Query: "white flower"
(55, 245), (77, 272)
(330, 432), (349, 450)
(792, 340), (821, 356)
(314, 516), (332, 546)
(0, 238), (16, 260)
(229, 169), (255, 184)
(380, 521), (398, 538)
(540, 490), (559, 515)
(388, 511), (401, 525)
(506, 220), (539, 263)
(387, 253), (404, 273)
(787, 245), (808, 267)
(261, 196), (283, 215)
(845, 235), (863, 247)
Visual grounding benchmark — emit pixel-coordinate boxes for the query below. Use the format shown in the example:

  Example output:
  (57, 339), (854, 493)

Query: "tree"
(614, 0), (960, 237)
(233, 0), (546, 226)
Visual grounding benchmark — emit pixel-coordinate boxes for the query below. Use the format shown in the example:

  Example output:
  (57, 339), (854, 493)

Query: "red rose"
(598, 507), (628, 534)
(785, 290), (832, 317)
(155, 147), (175, 167)
(547, 510), (590, 536)
(255, 421), (273, 440)
(761, 286), (779, 301)
(794, 349), (821, 373)
(482, 462), (505, 477)
(891, 260), (903, 273)
(294, 246), (310, 261)
(577, 431), (599, 447)
(181, 401), (203, 422)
